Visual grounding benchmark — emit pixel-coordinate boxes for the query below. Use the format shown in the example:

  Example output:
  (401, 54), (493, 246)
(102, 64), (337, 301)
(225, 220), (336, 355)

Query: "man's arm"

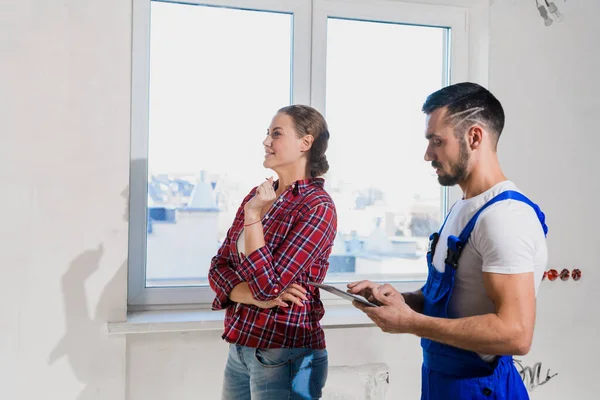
(402, 290), (424, 314)
(412, 271), (536, 355)
(355, 272), (536, 356)
(355, 200), (543, 356)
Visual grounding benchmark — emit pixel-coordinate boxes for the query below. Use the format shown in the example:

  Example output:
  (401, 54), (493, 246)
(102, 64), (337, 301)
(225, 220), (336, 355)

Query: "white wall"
(488, 0), (600, 397)
(2, 0), (599, 399)
(1, 0), (131, 399)
(127, 326), (425, 399)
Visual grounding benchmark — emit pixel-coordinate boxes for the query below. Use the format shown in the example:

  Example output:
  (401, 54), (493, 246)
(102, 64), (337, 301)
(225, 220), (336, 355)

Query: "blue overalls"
(420, 191), (548, 400)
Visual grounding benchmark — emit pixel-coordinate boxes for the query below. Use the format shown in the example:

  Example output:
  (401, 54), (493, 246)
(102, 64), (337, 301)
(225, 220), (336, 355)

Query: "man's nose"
(424, 145), (434, 162)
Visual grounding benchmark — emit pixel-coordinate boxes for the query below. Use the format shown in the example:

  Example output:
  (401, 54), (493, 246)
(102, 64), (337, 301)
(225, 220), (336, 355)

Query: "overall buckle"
(444, 235), (463, 269)
(427, 232), (439, 256)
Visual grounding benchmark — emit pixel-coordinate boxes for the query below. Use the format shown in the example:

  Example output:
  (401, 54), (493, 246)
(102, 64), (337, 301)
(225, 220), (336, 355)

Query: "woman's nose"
(263, 134), (272, 147)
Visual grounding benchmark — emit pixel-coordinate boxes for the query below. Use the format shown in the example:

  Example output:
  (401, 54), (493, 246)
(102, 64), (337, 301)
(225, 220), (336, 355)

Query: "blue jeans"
(222, 344), (328, 400)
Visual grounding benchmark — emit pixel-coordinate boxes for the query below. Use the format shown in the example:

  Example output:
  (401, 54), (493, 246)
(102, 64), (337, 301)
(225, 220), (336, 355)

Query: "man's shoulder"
(471, 181), (543, 228)
(474, 197), (546, 247)
(480, 198), (542, 228)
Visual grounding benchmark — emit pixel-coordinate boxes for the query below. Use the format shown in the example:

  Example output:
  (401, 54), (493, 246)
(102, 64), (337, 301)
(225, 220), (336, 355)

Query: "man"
(349, 82), (548, 399)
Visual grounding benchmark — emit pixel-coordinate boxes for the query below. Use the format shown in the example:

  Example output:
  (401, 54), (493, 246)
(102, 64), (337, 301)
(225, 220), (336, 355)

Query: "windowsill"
(106, 304), (374, 335)
(113, 280), (426, 334)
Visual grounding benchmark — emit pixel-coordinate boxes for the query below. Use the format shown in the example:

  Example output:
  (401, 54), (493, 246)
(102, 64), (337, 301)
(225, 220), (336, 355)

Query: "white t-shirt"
(431, 181), (548, 360)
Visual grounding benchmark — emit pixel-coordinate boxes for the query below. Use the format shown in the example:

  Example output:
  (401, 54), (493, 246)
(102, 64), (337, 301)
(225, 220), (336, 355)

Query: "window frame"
(308, 0), (468, 300)
(128, 0), (312, 308)
(128, 0), (472, 309)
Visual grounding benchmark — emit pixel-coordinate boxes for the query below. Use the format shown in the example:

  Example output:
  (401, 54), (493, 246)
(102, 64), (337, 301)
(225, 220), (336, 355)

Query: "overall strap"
(428, 202), (457, 259)
(445, 190), (548, 269)
(459, 190), (548, 243)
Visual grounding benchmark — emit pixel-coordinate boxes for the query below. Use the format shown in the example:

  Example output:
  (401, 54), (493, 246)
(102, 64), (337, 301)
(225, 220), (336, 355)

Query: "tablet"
(308, 282), (378, 307)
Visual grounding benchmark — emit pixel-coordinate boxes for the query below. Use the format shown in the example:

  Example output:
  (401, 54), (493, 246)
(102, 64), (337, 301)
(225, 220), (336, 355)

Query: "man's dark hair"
(422, 82), (505, 146)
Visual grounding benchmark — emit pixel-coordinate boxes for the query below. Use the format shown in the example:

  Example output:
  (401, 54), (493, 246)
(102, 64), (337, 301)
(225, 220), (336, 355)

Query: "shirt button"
(264, 215), (269, 219)
(274, 288), (279, 294)
(482, 388), (492, 396)
(278, 198), (283, 202)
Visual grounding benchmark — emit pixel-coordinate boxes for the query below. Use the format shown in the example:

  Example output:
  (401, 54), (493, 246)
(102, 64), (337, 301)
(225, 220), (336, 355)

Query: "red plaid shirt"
(208, 178), (337, 349)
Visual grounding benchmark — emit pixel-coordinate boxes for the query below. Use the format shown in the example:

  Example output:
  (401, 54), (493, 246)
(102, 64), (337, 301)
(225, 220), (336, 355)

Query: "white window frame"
(128, 0), (312, 309)
(129, 0), (473, 309)
(307, 0), (470, 302)
(310, 0), (468, 113)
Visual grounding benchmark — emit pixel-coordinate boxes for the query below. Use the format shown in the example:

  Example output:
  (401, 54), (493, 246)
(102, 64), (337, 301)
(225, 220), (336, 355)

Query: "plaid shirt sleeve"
(239, 202), (336, 301)
(208, 201), (248, 310)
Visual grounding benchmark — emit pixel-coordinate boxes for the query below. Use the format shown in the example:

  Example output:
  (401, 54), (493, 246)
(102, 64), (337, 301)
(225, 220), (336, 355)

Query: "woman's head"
(263, 105), (330, 177)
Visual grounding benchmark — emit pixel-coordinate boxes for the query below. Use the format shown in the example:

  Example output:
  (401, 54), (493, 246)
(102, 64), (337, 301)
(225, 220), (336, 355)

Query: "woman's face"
(263, 112), (306, 171)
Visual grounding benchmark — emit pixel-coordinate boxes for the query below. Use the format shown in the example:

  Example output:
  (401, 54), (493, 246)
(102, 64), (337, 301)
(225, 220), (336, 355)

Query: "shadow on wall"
(48, 186), (129, 399)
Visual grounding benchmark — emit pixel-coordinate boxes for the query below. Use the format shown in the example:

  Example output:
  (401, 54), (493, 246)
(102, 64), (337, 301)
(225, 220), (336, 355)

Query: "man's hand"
(351, 283), (418, 334)
(347, 280), (381, 305)
(253, 283), (308, 309)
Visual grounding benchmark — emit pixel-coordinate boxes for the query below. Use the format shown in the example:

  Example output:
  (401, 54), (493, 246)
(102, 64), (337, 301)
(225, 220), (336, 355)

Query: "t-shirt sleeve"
(472, 200), (546, 274)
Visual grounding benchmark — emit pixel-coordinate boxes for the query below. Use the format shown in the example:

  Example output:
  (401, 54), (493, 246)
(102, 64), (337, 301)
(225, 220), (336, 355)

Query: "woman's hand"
(253, 283), (308, 309)
(244, 177), (276, 219)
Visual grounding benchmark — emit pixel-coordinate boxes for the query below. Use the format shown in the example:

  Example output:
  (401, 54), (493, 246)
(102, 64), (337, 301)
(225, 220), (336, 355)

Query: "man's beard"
(435, 137), (469, 186)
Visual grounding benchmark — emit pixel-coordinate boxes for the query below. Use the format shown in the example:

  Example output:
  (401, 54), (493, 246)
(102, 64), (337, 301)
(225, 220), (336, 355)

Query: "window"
(322, 18), (448, 283)
(129, 0), (469, 308)
(145, 3), (293, 288)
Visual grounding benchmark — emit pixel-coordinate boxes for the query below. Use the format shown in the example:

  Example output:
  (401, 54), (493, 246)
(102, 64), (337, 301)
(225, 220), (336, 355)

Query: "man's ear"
(468, 125), (484, 150)
(301, 135), (314, 152)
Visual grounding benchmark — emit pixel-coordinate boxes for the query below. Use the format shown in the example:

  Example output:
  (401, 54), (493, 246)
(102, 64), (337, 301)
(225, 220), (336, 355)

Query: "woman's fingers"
(272, 298), (288, 308)
(284, 287), (308, 301)
(289, 283), (306, 292)
(288, 284), (307, 297)
(258, 180), (276, 201)
(280, 292), (304, 307)
(256, 283), (309, 309)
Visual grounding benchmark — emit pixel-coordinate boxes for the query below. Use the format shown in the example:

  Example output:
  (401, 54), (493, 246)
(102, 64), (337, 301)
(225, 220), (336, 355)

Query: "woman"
(208, 104), (337, 400)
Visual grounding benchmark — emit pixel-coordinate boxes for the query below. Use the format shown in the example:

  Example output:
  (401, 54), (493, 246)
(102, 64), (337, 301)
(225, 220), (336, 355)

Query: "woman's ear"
(301, 135), (314, 152)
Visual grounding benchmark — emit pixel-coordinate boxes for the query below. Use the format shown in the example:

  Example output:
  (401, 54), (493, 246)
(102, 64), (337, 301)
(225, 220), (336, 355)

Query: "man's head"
(421, 82), (505, 186)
